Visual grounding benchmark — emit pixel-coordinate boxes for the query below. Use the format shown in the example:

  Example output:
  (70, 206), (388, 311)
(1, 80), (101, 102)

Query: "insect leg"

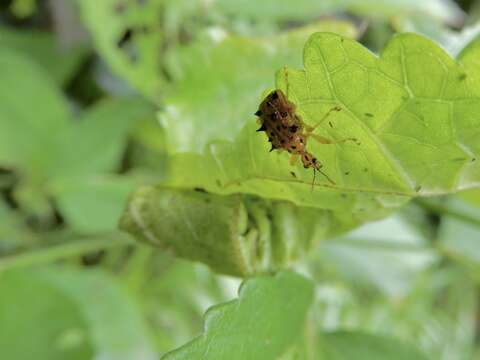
(289, 153), (300, 166)
(308, 133), (359, 145)
(305, 106), (342, 133)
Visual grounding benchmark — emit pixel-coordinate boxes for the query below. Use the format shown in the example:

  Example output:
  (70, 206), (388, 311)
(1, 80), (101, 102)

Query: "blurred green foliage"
(1, 0), (480, 359)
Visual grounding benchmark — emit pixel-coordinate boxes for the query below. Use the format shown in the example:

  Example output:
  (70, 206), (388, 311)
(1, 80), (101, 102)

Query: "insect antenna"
(312, 168), (336, 190)
(311, 169), (316, 192)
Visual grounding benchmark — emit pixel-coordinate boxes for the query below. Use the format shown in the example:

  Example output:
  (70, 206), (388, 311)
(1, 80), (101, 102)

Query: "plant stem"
(0, 232), (134, 271)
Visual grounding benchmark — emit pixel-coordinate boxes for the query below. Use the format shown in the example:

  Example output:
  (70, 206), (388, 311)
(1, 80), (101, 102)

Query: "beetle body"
(255, 89), (322, 171)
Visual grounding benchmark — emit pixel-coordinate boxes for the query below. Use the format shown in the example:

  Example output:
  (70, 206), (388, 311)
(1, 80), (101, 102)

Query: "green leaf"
(320, 331), (428, 360)
(313, 214), (437, 297)
(9, 0), (36, 18)
(437, 195), (480, 277)
(164, 32), (480, 207)
(215, 0), (332, 22)
(79, 0), (165, 99)
(52, 98), (154, 178)
(0, 200), (37, 251)
(129, 32), (480, 275)
(311, 262), (477, 358)
(0, 47), (154, 229)
(0, 232), (133, 272)
(162, 271), (314, 360)
(0, 28), (87, 85)
(0, 266), (156, 360)
(275, 32), (479, 194)
(52, 175), (139, 233)
(344, 0), (464, 26)
(394, 19), (480, 57)
(0, 48), (70, 177)
(42, 267), (157, 360)
(0, 269), (92, 360)
(458, 188), (480, 208)
(439, 215), (480, 277)
(120, 186), (352, 276)
(160, 21), (359, 153)
(139, 259), (235, 355)
(216, 0), (463, 26)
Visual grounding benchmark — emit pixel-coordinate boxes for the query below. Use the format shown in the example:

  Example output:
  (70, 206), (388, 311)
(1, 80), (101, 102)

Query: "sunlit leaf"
(172, 32), (479, 196)
(157, 32), (480, 233)
(160, 21), (359, 153)
(124, 32), (480, 275)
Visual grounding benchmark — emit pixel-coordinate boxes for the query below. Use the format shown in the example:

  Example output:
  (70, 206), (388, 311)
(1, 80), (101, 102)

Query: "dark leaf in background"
(0, 266), (156, 360)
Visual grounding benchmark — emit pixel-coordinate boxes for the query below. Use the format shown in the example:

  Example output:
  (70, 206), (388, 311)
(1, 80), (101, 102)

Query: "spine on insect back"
(118, 186), (335, 277)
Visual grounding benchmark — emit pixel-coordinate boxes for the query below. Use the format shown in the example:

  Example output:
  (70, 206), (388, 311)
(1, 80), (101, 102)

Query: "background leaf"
(0, 48), (70, 176)
(52, 175), (139, 233)
(160, 21), (359, 154)
(0, 266), (156, 360)
(162, 271), (314, 360)
(0, 47), (154, 228)
(159, 32), (480, 210)
(79, 0), (166, 99)
(216, 0), (464, 26)
(313, 214), (438, 297)
(319, 331), (428, 360)
(0, 27), (87, 85)
(52, 98), (154, 179)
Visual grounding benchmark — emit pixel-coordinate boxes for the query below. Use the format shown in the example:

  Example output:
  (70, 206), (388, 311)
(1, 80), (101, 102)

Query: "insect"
(255, 89), (356, 188)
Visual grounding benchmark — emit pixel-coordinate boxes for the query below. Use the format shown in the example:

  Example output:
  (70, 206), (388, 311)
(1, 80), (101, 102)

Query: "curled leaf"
(119, 186), (347, 276)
